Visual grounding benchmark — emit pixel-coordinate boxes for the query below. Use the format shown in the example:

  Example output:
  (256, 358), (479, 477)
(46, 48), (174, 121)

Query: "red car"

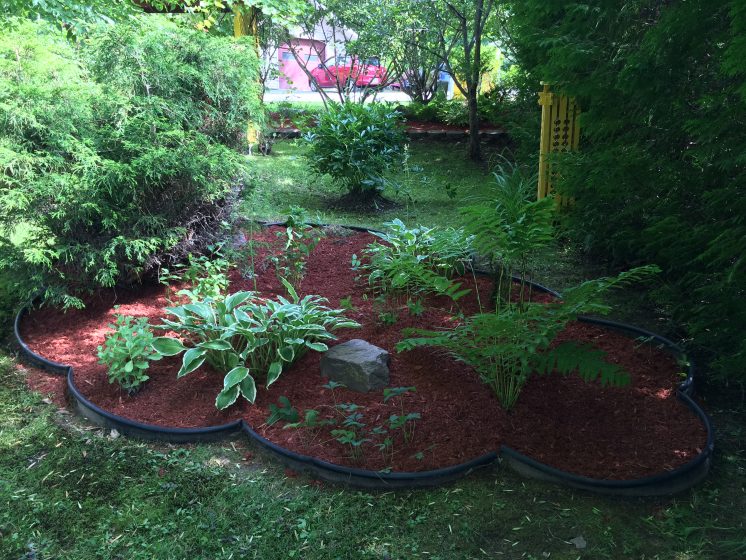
(310, 56), (394, 89)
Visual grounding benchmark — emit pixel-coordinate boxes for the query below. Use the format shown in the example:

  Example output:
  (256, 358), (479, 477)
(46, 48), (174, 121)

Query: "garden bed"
(269, 114), (505, 138)
(19, 226), (709, 483)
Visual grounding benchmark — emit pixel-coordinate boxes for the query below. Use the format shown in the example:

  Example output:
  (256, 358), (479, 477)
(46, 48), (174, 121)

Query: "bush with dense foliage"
(398, 165), (658, 409)
(0, 19), (260, 309)
(508, 0), (745, 386)
(84, 22), (263, 148)
(302, 102), (407, 199)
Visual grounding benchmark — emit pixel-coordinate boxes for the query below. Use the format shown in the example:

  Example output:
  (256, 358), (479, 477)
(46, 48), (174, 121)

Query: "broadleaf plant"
(152, 279), (359, 409)
(97, 313), (158, 394)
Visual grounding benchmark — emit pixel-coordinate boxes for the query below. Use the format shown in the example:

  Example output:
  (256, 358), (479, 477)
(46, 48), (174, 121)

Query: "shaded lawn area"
(1, 356), (744, 559)
(243, 140), (506, 230)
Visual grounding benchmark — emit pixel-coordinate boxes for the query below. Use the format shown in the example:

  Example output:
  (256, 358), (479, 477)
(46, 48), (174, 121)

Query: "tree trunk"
(467, 87), (481, 161)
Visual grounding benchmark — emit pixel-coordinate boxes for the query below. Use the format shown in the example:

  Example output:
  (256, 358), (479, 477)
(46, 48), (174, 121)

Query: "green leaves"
(535, 343), (630, 387)
(97, 314), (157, 393)
(215, 367), (257, 409)
(215, 385), (241, 410)
(0, 20), (255, 310)
(398, 262), (654, 409)
(156, 287), (359, 410)
(178, 348), (207, 378)
(302, 102), (407, 194)
(358, 220), (474, 304)
(152, 337), (186, 356)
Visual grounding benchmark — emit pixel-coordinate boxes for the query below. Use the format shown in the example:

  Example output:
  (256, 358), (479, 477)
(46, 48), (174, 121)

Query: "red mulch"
(19, 227), (707, 479)
(268, 114), (502, 134)
(405, 120), (503, 133)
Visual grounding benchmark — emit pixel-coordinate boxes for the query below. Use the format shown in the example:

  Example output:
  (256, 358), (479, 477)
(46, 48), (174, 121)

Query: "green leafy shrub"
(0, 20), (258, 309)
(271, 208), (324, 288)
(84, 19), (263, 148)
(153, 280), (359, 410)
(398, 164), (659, 409)
(97, 313), (157, 393)
(302, 102), (407, 198)
(509, 1), (746, 386)
(354, 219), (473, 303)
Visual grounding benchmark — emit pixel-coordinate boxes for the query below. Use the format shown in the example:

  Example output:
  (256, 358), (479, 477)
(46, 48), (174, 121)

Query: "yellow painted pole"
(234, 8), (261, 148)
(537, 82), (553, 200)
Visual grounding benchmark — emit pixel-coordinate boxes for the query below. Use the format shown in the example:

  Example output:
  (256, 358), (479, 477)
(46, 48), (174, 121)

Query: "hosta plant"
(152, 280), (359, 409)
(97, 313), (158, 393)
(354, 219), (474, 303)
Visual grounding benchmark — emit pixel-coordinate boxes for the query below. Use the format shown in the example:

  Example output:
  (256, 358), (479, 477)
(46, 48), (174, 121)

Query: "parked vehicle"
(311, 56), (396, 89)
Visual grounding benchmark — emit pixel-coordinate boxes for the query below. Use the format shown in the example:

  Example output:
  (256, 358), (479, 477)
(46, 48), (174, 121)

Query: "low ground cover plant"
(353, 219), (474, 305)
(97, 312), (158, 393)
(398, 163), (659, 409)
(301, 102), (407, 201)
(153, 280), (359, 409)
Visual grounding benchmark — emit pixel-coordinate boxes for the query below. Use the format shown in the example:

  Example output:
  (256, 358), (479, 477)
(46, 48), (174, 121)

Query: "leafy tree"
(508, 0), (746, 387)
(402, 0), (500, 161)
(281, 0), (403, 105)
(1, 0), (137, 37)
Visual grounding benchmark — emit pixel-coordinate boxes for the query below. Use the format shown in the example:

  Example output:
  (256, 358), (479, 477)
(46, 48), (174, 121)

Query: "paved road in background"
(264, 89), (412, 104)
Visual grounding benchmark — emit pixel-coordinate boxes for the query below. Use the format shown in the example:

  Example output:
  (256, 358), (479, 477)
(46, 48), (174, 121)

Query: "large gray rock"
(320, 339), (390, 393)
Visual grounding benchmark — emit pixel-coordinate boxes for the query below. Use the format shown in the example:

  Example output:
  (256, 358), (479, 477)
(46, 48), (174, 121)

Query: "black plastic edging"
(242, 423), (499, 489)
(498, 316), (714, 496)
(12, 227), (714, 494)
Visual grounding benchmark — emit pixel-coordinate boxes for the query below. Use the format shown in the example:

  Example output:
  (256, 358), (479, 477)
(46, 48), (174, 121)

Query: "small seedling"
(339, 296), (354, 310)
(284, 409), (336, 430)
(266, 396), (299, 426)
(351, 254), (362, 270)
(322, 380), (346, 390)
(378, 311), (398, 326)
(383, 386), (416, 403)
(406, 298), (425, 317)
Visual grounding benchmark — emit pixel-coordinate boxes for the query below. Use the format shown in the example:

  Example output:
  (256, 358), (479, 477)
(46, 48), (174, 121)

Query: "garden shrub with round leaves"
(302, 102), (407, 199)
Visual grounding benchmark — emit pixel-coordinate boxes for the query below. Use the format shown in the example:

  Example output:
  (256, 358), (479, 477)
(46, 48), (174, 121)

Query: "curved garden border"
(13, 229), (714, 493)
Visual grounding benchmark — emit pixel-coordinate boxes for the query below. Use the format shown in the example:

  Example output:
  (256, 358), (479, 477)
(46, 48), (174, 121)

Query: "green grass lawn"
(1, 140), (744, 559)
(1, 356), (744, 559)
(243, 140), (507, 231)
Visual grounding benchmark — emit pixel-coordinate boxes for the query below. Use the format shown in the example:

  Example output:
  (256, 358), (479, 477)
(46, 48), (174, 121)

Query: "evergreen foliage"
(0, 19), (260, 309)
(509, 0), (746, 385)
(302, 102), (407, 198)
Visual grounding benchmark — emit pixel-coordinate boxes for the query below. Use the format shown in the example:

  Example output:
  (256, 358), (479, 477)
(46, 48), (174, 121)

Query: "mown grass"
(2, 140), (744, 559)
(243, 140), (510, 230)
(1, 355), (745, 559)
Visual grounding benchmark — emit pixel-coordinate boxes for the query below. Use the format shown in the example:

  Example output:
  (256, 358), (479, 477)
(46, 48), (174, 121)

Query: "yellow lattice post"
(537, 82), (580, 202)
(234, 8), (261, 150)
